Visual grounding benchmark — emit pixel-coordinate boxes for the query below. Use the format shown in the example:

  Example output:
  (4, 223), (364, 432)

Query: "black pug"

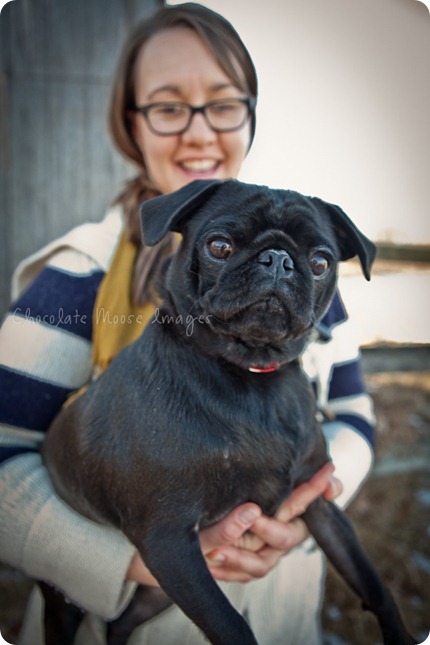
(40, 179), (416, 645)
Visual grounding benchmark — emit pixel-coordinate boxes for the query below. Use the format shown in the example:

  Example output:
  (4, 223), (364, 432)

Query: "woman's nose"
(181, 111), (217, 144)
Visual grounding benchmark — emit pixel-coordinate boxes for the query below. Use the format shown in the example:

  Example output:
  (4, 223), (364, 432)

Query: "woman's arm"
(321, 295), (375, 507)
(302, 291), (375, 507)
(0, 453), (138, 618)
(0, 250), (138, 619)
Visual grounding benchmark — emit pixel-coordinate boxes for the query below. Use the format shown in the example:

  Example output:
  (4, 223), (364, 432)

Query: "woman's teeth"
(180, 159), (219, 172)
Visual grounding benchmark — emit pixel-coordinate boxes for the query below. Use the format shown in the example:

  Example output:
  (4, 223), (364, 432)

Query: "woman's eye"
(154, 104), (185, 118)
(309, 253), (330, 278)
(208, 239), (233, 260)
(211, 101), (237, 114)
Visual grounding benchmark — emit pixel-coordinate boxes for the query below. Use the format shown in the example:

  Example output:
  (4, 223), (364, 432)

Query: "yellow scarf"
(91, 231), (156, 376)
(64, 230), (180, 408)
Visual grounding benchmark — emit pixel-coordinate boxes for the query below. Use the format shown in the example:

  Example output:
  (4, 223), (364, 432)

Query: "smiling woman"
(129, 28), (251, 193)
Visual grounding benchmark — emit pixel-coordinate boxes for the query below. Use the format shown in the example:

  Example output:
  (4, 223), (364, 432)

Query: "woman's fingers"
(200, 503), (262, 553)
(250, 516), (309, 551)
(275, 462), (339, 523)
(207, 517), (309, 582)
(208, 543), (284, 582)
(207, 520), (308, 580)
(324, 474), (343, 501)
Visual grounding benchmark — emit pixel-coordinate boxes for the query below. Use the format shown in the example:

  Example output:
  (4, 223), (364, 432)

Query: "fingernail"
(332, 479), (343, 497)
(238, 507), (260, 525)
(208, 553), (225, 563)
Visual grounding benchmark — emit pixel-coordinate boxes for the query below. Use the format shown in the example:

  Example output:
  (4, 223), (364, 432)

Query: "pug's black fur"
(41, 180), (415, 645)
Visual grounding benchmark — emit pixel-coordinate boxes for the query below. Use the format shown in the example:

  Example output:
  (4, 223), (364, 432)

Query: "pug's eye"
(309, 252), (330, 278)
(207, 239), (233, 260)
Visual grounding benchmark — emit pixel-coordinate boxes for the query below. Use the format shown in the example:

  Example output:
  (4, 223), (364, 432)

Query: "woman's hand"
(127, 462), (342, 586)
(204, 462), (342, 583)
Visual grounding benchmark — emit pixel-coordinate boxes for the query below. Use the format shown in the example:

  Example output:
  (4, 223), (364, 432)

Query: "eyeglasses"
(132, 97), (255, 136)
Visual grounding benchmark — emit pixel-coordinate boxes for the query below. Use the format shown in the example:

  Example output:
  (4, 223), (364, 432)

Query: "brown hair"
(107, 2), (258, 303)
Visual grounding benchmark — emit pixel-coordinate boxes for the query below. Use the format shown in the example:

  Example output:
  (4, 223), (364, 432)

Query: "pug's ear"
(140, 180), (226, 246)
(313, 198), (377, 280)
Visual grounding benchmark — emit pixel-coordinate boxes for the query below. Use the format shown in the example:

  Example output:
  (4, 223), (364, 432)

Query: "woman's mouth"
(178, 159), (221, 176)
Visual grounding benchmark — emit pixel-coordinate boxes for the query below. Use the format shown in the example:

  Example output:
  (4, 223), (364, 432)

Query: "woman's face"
(131, 27), (251, 195)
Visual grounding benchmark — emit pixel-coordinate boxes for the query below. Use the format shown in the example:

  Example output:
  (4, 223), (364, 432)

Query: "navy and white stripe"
(0, 255), (104, 464)
(302, 291), (375, 447)
(11, 264), (102, 341)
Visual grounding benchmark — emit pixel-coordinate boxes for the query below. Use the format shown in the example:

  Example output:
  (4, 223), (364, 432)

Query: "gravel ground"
(1, 369), (429, 644)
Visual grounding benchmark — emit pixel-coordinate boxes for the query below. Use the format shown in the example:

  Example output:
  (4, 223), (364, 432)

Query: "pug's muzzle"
(201, 245), (319, 346)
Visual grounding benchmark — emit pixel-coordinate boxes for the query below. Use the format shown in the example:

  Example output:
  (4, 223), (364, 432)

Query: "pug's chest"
(181, 401), (316, 525)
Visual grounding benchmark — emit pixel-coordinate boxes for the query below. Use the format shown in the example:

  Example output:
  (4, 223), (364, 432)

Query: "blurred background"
(1, 0), (429, 643)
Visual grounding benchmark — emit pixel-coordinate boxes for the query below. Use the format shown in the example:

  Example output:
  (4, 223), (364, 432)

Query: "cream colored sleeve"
(0, 453), (138, 620)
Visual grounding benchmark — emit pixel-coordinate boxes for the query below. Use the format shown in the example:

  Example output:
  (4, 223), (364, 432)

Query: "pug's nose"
(257, 249), (294, 275)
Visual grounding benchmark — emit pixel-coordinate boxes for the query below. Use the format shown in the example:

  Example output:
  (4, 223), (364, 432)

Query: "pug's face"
(141, 180), (375, 371)
(170, 191), (338, 369)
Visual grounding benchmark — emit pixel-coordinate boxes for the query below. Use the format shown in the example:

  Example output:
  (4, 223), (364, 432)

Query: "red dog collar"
(248, 362), (281, 373)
